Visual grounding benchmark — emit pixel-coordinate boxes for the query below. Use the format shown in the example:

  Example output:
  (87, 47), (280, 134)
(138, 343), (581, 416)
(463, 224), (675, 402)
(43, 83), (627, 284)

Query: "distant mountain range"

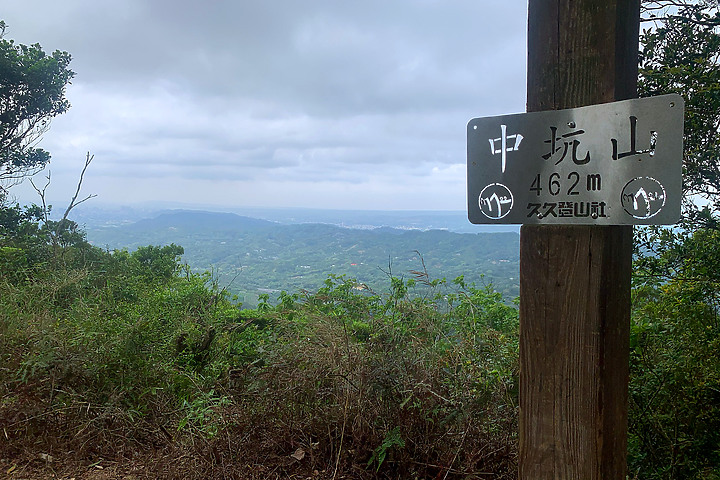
(69, 204), (519, 234)
(84, 208), (520, 307)
(128, 211), (277, 232)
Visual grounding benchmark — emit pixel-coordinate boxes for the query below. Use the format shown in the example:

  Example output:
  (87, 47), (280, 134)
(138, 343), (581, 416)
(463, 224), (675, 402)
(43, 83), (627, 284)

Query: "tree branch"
(29, 173), (51, 225)
(61, 152), (96, 222)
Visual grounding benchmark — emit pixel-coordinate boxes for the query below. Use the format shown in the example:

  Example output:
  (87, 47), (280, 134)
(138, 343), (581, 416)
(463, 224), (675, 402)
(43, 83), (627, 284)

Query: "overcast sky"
(3, 0), (527, 211)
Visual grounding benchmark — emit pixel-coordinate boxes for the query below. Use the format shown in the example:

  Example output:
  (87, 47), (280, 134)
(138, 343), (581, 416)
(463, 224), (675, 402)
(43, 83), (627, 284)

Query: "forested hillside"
(86, 210), (520, 307)
(0, 203), (523, 478)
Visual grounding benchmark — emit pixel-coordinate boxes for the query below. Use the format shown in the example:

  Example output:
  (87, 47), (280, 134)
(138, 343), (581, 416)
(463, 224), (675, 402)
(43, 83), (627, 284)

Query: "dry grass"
(1, 301), (520, 479)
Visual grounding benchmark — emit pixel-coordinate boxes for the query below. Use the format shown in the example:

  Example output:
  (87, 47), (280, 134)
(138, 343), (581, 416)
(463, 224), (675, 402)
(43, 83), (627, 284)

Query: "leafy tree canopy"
(0, 21), (75, 191)
(631, 5), (720, 477)
(639, 1), (720, 221)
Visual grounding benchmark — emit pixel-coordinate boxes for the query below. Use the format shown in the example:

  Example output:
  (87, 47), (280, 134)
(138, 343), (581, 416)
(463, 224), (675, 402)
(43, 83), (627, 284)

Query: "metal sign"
(467, 94), (684, 225)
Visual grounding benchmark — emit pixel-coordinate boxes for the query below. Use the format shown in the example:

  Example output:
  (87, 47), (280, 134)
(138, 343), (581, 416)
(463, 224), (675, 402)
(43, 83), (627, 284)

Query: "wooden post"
(519, 1), (639, 479)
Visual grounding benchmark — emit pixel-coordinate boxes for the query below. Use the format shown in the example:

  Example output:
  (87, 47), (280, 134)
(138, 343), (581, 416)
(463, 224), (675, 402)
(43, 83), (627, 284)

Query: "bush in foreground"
(0, 206), (520, 478)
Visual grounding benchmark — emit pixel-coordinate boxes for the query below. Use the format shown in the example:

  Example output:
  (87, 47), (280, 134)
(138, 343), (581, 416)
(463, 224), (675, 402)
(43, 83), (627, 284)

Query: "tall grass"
(5, 208), (718, 478)
(0, 226), (521, 478)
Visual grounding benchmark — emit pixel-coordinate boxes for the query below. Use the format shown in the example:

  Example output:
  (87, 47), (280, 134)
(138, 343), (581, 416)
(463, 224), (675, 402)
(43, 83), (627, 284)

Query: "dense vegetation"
(85, 210), (520, 308)
(4, 198), (720, 479)
(625, 1), (720, 478)
(0, 20), (74, 184)
(630, 228), (720, 479)
(0, 204), (521, 478)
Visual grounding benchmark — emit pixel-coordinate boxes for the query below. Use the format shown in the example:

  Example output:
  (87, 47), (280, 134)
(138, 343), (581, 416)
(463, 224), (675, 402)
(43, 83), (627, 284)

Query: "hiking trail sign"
(467, 94), (684, 225)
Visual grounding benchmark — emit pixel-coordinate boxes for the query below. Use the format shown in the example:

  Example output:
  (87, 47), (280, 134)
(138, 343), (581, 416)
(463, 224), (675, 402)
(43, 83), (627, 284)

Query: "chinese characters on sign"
(467, 94), (684, 225)
(542, 123), (590, 165)
(488, 125), (523, 173)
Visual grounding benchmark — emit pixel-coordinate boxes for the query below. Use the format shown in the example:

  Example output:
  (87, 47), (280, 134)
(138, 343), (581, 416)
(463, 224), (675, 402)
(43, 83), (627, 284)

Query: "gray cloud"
(2, 0), (527, 210)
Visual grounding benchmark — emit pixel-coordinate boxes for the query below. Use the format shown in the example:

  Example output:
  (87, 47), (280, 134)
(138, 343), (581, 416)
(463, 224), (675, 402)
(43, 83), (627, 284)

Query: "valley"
(84, 209), (520, 307)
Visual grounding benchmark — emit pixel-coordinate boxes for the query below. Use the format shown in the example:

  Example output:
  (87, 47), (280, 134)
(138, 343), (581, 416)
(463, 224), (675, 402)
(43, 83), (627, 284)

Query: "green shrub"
(630, 227), (720, 479)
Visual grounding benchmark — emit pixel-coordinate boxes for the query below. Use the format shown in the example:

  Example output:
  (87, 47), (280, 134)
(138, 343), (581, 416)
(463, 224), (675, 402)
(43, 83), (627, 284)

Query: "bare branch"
(30, 173), (51, 224)
(61, 152), (95, 222)
(70, 193), (98, 210)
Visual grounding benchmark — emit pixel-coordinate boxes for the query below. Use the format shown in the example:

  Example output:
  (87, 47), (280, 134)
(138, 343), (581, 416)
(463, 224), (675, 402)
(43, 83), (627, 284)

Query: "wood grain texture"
(520, 0), (639, 478)
(519, 225), (632, 479)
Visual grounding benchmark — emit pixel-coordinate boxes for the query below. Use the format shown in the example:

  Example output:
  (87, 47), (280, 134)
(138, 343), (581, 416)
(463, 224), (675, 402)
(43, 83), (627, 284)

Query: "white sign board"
(467, 94), (684, 225)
